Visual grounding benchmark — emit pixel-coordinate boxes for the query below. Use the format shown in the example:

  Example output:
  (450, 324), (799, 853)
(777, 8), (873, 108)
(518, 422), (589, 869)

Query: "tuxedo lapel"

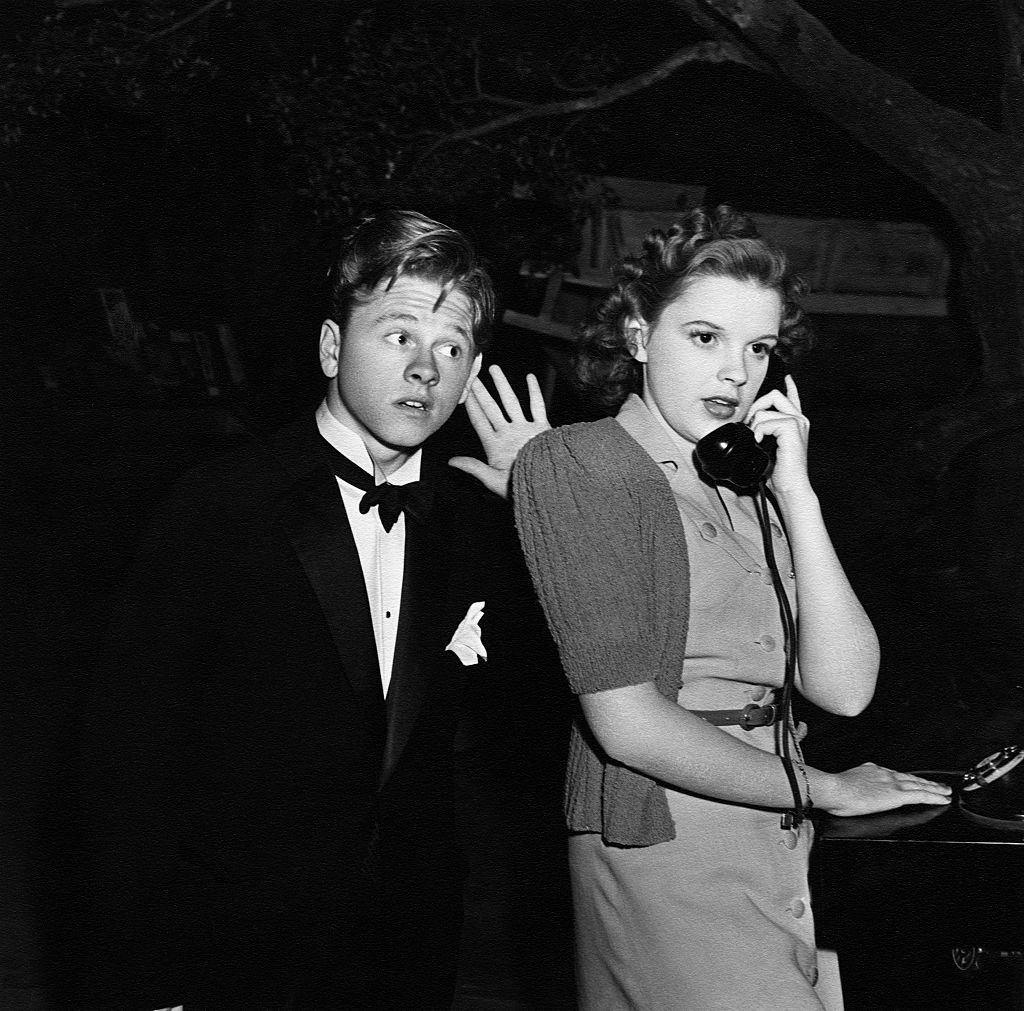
(272, 422), (386, 739)
(380, 460), (452, 786)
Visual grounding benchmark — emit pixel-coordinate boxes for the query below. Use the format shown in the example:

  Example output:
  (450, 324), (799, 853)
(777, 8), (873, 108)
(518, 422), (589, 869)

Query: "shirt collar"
(617, 395), (755, 535)
(315, 400), (422, 486)
(615, 394), (688, 476)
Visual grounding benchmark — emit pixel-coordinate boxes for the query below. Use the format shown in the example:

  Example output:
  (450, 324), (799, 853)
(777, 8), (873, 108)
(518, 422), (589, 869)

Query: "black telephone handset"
(694, 423), (775, 491)
(694, 355), (788, 492)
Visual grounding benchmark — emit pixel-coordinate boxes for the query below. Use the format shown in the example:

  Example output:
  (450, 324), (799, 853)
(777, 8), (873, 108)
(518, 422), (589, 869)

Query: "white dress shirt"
(316, 401), (420, 696)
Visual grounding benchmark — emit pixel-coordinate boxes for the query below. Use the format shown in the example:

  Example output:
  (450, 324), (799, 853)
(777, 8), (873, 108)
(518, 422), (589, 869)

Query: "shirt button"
(757, 635), (776, 652)
(700, 522), (718, 539)
(771, 521), (784, 538)
(780, 831), (799, 851)
(790, 898), (807, 918)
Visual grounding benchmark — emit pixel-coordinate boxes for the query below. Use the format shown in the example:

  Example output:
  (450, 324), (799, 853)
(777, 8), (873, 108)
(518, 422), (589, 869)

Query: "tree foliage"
(253, 11), (616, 232)
(0, 1), (222, 145)
(0, 0), (626, 255)
(5, 0), (1024, 397)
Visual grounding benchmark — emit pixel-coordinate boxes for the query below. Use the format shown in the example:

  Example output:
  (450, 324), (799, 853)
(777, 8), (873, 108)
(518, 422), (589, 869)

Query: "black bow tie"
(323, 443), (434, 532)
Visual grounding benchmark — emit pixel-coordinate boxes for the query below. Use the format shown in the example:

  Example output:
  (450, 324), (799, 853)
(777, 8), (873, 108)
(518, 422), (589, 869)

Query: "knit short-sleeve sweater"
(513, 417), (691, 846)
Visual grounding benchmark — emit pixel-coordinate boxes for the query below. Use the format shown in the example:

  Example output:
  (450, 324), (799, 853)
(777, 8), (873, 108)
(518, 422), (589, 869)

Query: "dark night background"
(3, 2), (1023, 1008)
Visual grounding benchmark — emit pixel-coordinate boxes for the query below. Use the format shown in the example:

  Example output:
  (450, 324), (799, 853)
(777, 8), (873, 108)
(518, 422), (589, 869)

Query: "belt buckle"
(739, 702), (776, 730)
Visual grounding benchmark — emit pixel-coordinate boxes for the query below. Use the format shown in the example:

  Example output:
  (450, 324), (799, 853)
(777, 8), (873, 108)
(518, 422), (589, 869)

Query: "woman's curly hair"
(575, 205), (813, 410)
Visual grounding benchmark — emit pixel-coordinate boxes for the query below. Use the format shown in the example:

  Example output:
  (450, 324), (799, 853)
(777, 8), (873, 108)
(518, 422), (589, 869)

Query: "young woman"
(513, 206), (950, 1009)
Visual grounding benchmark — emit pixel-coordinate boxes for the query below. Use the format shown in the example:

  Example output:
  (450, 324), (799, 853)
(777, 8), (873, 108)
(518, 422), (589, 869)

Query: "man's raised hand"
(449, 366), (550, 498)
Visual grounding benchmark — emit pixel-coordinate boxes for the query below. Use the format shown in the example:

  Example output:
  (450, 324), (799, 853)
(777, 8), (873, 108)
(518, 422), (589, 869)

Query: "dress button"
(790, 898), (807, 918)
(700, 522), (718, 539)
(758, 635), (776, 652)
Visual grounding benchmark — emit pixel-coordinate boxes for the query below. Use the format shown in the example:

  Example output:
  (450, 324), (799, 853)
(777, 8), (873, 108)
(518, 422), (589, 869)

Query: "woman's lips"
(702, 397), (739, 421)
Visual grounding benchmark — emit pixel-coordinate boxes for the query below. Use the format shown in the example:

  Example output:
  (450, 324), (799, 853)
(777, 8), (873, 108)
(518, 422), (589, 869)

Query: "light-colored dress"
(515, 396), (831, 1010)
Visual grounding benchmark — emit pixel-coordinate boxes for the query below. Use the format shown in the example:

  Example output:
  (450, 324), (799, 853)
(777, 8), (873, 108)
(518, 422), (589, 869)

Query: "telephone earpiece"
(694, 423), (776, 491)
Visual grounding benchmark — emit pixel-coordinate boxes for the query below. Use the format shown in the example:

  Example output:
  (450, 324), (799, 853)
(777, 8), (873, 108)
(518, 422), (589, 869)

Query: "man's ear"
(625, 318), (649, 363)
(458, 352), (484, 405)
(319, 319), (341, 378)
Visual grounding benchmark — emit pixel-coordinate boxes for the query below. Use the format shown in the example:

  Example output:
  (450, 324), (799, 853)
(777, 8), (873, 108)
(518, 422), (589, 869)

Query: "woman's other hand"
(816, 762), (952, 818)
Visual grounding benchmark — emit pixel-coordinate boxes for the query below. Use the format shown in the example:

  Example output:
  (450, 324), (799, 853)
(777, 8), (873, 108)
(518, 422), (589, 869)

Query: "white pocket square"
(446, 601), (487, 666)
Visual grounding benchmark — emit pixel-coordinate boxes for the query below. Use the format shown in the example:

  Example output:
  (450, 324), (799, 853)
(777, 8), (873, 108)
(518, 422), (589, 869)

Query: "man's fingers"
(525, 372), (547, 424)
(488, 365), (525, 422)
(448, 455), (489, 480)
(448, 455), (507, 498)
(470, 367), (548, 429)
(466, 381), (505, 431)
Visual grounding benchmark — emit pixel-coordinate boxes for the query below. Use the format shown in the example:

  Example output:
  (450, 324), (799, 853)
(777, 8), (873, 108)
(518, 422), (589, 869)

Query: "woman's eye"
(690, 330), (716, 346)
(750, 342), (774, 358)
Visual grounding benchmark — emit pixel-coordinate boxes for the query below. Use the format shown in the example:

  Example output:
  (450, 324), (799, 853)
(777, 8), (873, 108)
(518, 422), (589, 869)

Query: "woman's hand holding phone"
(745, 375), (812, 498)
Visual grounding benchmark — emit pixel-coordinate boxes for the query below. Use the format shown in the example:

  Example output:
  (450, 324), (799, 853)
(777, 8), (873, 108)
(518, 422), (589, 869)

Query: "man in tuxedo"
(83, 209), (550, 1008)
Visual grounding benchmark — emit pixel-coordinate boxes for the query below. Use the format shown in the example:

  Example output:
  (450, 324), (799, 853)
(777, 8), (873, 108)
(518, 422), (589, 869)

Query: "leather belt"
(689, 702), (779, 731)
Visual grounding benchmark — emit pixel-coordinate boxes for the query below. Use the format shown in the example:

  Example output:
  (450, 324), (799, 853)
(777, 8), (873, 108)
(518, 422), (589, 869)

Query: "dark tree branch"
(145, 0), (226, 43)
(668, 0), (1024, 385)
(414, 40), (735, 163)
(671, 0), (774, 73)
(995, 0), (1024, 140)
(671, 0), (1024, 225)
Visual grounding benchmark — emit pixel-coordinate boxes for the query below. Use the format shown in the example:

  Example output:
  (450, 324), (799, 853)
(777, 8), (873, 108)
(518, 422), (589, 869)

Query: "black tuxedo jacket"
(80, 415), (519, 1007)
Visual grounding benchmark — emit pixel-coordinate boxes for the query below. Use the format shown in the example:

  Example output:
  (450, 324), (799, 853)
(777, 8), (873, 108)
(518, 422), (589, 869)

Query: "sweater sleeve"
(515, 420), (689, 847)
(513, 422), (667, 696)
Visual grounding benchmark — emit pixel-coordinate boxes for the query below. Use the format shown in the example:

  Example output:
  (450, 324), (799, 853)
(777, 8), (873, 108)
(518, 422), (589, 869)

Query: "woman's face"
(631, 275), (782, 447)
